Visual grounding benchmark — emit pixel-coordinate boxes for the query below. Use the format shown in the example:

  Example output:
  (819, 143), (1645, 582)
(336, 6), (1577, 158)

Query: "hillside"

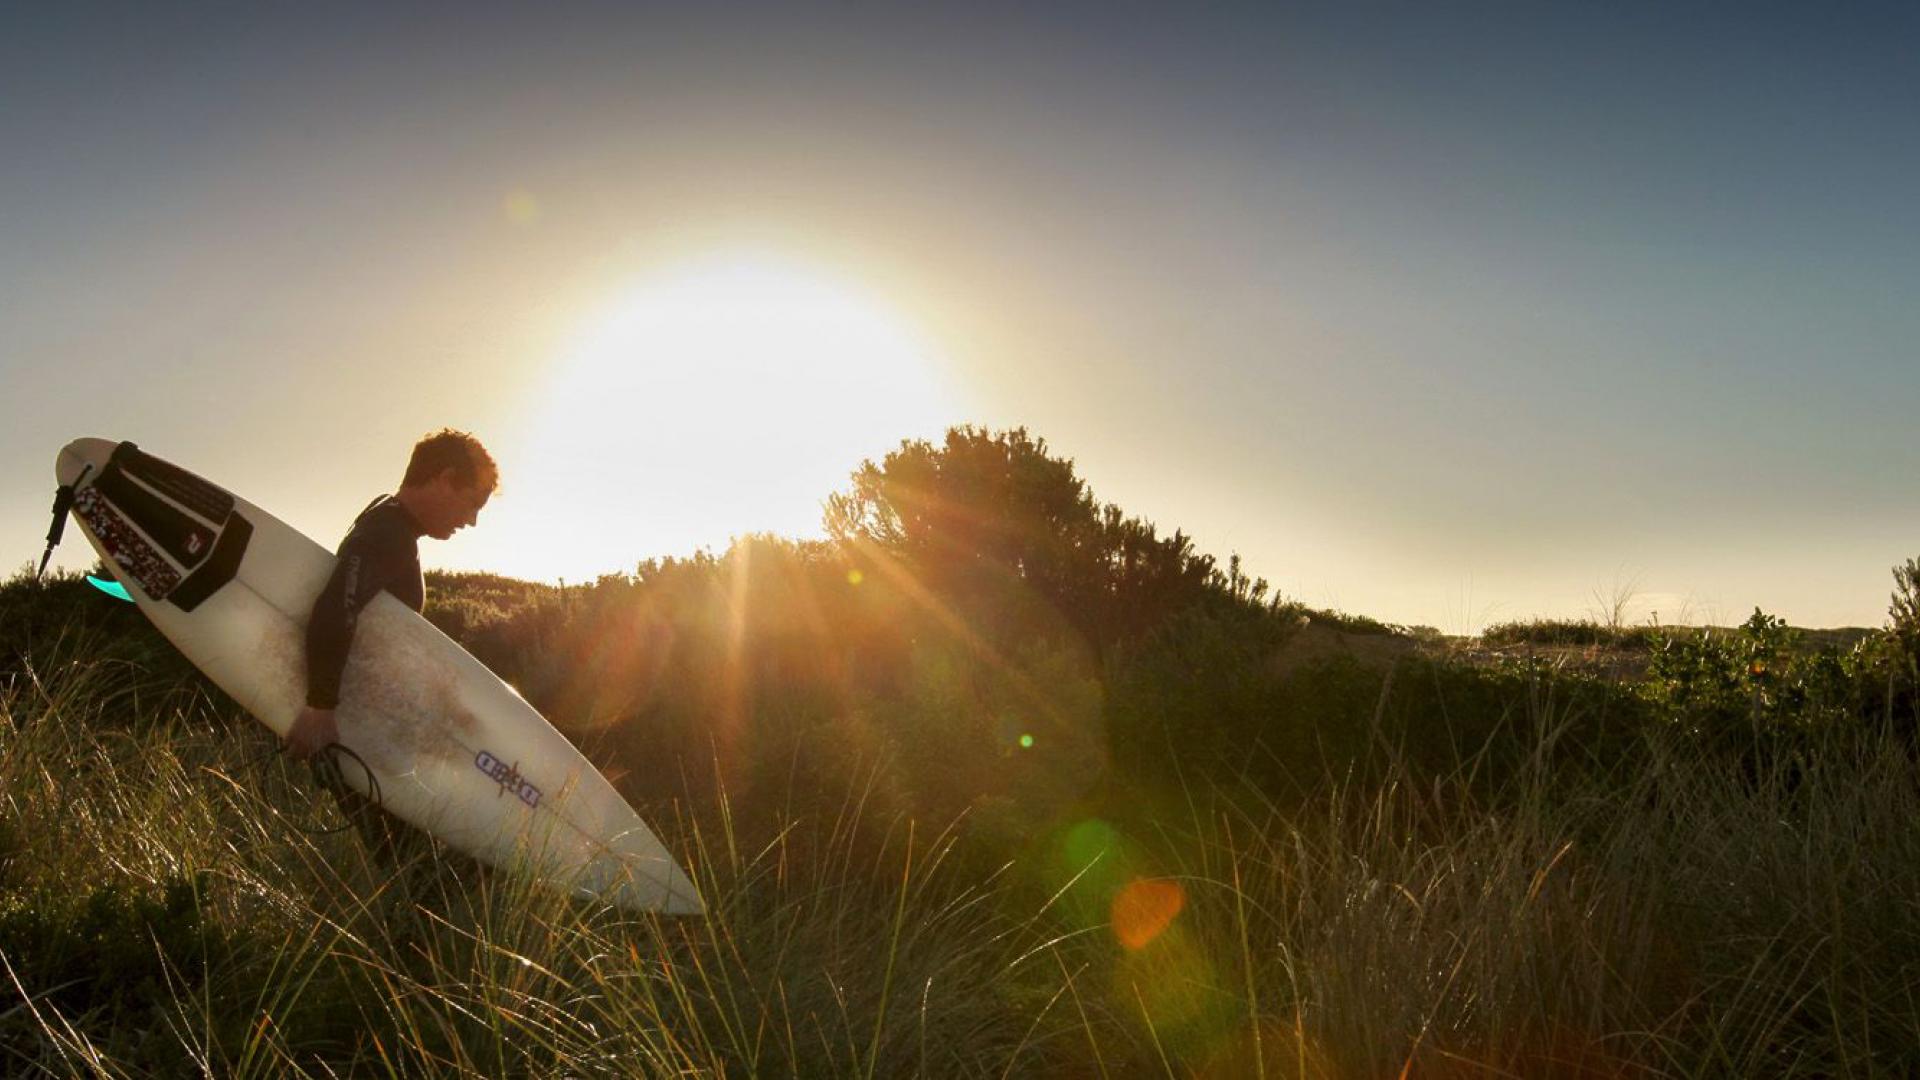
(5, 426), (1920, 1076)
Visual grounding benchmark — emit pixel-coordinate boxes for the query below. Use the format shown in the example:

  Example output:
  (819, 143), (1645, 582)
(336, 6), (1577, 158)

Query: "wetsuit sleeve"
(304, 518), (410, 709)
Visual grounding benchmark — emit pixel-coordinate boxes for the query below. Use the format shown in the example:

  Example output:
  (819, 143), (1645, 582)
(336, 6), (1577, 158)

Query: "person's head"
(399, 429), (498, 540)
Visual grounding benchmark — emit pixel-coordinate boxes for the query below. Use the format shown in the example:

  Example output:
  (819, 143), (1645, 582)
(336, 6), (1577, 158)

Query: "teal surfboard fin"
(86, 575), (133, 602)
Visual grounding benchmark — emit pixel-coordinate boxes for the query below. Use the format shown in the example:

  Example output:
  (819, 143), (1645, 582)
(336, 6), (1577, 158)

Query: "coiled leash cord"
(240, 734), (384, 836)
(307, 741), (384, 834)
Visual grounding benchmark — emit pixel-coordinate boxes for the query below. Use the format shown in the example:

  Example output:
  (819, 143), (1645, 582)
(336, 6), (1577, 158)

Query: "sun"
(487, 253), (966, 581)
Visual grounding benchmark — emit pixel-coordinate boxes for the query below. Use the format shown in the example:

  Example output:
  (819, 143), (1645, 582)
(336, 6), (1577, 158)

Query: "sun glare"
(491, 253), (964, 582)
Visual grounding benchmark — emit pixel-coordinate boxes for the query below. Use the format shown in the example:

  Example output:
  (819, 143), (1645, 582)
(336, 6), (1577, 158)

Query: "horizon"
(5, 4), (1916, 632)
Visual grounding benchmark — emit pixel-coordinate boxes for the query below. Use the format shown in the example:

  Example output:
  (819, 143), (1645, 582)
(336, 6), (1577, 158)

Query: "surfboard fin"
(86, 575), (134, 602)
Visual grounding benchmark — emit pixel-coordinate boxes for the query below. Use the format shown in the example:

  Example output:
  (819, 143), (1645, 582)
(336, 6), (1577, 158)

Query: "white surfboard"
(54, 437), (703, 915)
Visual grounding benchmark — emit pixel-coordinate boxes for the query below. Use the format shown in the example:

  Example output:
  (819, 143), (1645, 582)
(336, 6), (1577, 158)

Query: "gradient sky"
(4, 3), (1916, 631)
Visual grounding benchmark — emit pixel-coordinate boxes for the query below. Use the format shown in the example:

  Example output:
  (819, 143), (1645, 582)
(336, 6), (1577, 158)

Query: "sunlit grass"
(5, 614), (1920, 1076)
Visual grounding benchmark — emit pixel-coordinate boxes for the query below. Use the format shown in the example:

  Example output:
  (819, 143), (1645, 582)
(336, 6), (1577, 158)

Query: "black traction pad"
(112, 442), (234, 523)
(74, 443), (255, 609)
(94, 461), (219, 571)
(167, 512), (251, 612)
(74, 486), (181, 599)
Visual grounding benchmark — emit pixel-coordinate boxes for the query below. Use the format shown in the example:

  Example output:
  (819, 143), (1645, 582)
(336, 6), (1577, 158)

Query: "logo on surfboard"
(475, 750), (543, 808)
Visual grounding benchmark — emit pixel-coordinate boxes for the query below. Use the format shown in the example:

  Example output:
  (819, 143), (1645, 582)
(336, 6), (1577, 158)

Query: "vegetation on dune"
(4, 425), (1920, 1076)
(1480, 618), (1666, 650)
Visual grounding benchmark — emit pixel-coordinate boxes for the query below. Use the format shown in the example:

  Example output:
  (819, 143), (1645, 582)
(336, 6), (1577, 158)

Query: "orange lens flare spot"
(1112, 878), (1185, 950)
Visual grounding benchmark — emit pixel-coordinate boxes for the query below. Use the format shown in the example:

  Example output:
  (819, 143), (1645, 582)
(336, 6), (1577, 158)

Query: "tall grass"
(4, 621), (1920, 1076)
(0, 637), (1058, 1076)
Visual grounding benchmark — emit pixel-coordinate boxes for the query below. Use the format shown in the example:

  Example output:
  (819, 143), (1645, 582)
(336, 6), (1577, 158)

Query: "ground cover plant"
(4, 426), (1919, 1077)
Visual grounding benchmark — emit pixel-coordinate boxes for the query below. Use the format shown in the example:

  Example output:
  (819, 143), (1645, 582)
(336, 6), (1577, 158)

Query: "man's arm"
(288, 516), (408, 758)
(305, 545), (375, 711)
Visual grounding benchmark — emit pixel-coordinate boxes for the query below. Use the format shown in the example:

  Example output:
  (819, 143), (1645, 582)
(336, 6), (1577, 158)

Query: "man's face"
(424, 469), (492, 540)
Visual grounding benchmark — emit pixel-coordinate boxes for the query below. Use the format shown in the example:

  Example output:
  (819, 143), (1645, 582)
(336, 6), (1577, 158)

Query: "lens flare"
(1060, 819), (1122, 880)
(1116, 925), (1228, 1045)
(1112, 877), (1185, 950)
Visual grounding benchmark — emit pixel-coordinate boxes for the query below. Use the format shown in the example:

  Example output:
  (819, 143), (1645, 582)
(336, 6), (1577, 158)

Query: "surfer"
(285, 428), (497, 760)
(286, 428), (496, 863)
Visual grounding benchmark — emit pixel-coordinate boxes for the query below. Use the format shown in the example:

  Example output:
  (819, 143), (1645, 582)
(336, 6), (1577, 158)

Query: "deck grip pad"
(74, 486), (180, 599)
(94, 463), (219, 571)
(114, 443), (235, 523)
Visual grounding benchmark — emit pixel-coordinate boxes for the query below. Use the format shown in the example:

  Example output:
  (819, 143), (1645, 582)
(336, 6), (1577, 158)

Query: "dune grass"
(4, 617), (1920, 1077)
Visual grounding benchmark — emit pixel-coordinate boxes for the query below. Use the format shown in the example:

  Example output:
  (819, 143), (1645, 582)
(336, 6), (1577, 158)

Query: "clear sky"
(4, 3), (1916, 631)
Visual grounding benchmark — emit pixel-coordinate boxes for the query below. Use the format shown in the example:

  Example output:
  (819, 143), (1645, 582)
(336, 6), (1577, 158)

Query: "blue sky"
(4, 3), (1916, 629)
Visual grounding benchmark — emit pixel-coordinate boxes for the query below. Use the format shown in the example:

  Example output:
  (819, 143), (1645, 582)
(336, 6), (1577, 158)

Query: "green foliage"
(1638, 608), (1885, 744)
(825, 426), (1239, 659)
(0, 876), (221, 1015)
(0, 570), (211, 723)
(1891, 557), (1920, 645)
(1887, 557), (1920, 723)
(1276, 603), (1414, 638)
(11, 623), (1920, 1075)
(1481, 617), (1662, 650)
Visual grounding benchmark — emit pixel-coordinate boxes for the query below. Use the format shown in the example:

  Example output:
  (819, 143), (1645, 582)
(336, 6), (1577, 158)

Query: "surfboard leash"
(37, 464), (94, 578)
(310, 741), (385, 825)
(238, 734), (385, 837)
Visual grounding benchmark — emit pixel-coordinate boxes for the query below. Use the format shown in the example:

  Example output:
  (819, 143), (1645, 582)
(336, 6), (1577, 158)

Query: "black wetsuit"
(305, 495), (426, 709)
(304, 495), (429, 869)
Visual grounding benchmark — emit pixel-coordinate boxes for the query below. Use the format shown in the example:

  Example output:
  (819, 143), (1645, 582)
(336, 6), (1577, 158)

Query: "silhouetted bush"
(1481, 618), (1662, 650)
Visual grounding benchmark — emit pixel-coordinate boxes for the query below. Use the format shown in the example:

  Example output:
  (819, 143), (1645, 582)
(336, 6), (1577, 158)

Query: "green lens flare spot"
(1019, 734), (1034, 749)
(1054, 819), (1130, 920)
(1060, 819), (1121, 875)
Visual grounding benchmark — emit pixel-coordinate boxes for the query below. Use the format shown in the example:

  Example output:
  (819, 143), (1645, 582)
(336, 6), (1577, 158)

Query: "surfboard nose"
(56, 437), (117, 488)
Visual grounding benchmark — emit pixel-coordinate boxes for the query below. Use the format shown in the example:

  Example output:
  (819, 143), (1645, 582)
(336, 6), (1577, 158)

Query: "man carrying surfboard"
(285, 429), (498, 760)
(52, 433), (701, 911)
